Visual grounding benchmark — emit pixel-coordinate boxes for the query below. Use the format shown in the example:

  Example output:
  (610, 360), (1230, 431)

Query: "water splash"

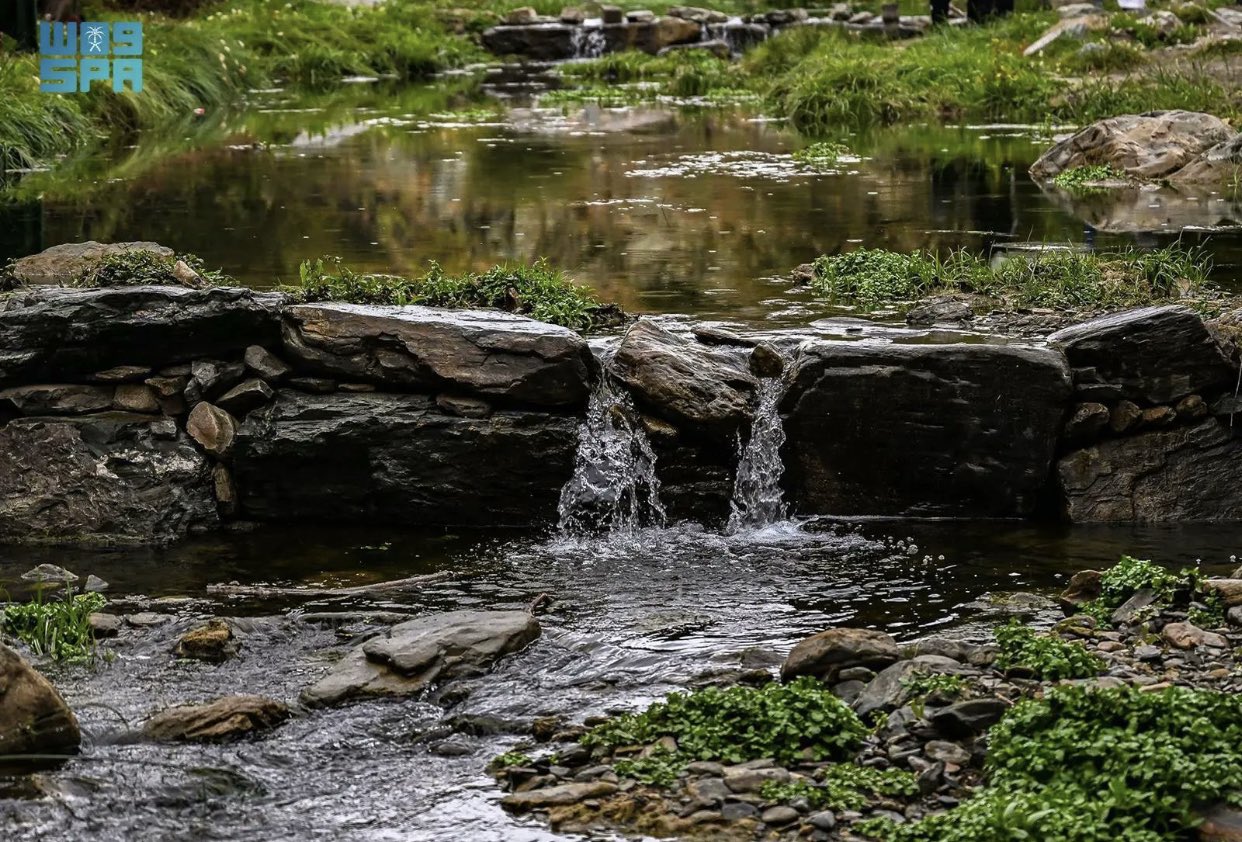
(727, 377), (789, 533)
(570, 22), (606, 59)
(557, 363), (665, 535)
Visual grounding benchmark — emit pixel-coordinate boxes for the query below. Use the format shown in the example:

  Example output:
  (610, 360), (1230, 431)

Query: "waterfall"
(557, 361), (665, 535)
(726, 377), (788, 533)
(570, 21), (606, 60)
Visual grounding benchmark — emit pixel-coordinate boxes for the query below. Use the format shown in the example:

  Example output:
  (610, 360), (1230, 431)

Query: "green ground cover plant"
(809, 245), (1211, 311)
(994, 621), (1102, 680)
(581, 677), (869, 764)
(1051, 164), (1131, 190)
(760, 765), (918, 811)
(1079, 555), (1227, 629)
(2, 590), (107, 664)
(858, 685), (1242, 841)
(73, 249), (231, 286)
(292, 256), (618, 332)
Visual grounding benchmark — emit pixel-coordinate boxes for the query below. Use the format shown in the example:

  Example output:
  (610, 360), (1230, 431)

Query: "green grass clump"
(292, 256), (619, 333)
(1051, 164), (1131, 191)
(994, 621), (1102, 680)
(581, 677), (868, 765)
(72, 250), (231, 288)
(760, 765), (918, 811)
(1063, 41), (1147, 74)
(809, 245), (1211, 312)
(859, 685), (1242, 841)
(2, 591), (107, 664)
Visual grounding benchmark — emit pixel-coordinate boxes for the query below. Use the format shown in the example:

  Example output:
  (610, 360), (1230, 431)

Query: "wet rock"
(1059, 570), (1102, 612)
(1110, 400), (1143, 434)
(302, 610), (541, 706)
(853, 660), (928, 718)
(1112, 588), (1159, 625)
(190, 360), (245, 402)
(781, 627), (900, 682)
(88, 365), (150, 383)
(5, 241), (174, 286)
(782, 341), (1070, 518)
(902, 637), (994, 666)
(88, 612), (122, 638)
(175, 619), (238, 663)
(612, 320), (758, 437)
(748, 343), (784, 378)
(481, 22), (577, 60)
(281, 303), (593, 410)
(287, 376), (336, 394)
(127, 612), (174, 627)
(0, 643), (80, 768)
(186, 402), (237, 459)
(1140, 406), (1177, 429)
(84, 574), (109, 592)
(1063, 403), (1109, 444)
(21, 563), (78, 583)
(243, 345), (290, 382)
(0, 414), (217, 544)
(1163, 621), (1227, 650)
(112, 383), (160, 414)
(1030, 111), (1234, 181)
(1049, 305), (1234, 405)
(1203, 579), (1242, 607)
(233, 391), (577, 527)
(761, 805), (799, 825)
(0, 384), (114, 415)
(215, 378), (274, 417)
(435, 394), (493, 418)
(924, 740), (971, 766)
(0, 285), (283, 387)
(1057, 420), (1242, 522)
(904, 294), (977, 326)
(1176, 394), (1208, 420)
(931, 698), (1009, 738)
(502, 781), (617, 811)
(143, 695), (290, 742)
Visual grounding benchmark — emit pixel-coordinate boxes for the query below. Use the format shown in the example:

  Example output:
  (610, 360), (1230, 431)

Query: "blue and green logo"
(39, 21), (143, 93)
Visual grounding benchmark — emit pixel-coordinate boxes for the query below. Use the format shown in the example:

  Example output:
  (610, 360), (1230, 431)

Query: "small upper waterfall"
(557, 357), (665, 535)
(570, 20), (606, 60)
(726, 377), (788, 533)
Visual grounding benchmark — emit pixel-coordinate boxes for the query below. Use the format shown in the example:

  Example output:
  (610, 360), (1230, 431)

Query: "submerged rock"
(781, 341), (1070, 518)
(0, 643), (80, 768)
(0, 413), (217, 544)
(281, 303), (593, 410)
(143, 695), (290, 742)
(174, 619), (238, 663)
(1029, 111), (1234, 181)
(302, 610), (541, 707)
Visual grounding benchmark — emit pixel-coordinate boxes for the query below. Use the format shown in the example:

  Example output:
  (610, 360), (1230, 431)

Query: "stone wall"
(1, 284), (1240, 545)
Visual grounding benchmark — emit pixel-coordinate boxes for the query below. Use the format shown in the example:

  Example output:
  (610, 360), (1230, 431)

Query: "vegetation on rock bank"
(2, 590), (106, 664)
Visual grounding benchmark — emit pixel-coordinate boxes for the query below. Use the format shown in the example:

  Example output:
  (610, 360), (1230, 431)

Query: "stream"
(3, 71), (1242, 840)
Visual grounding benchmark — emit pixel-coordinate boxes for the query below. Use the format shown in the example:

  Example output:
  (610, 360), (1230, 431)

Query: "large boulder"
(780, 341), (1070, 518)
(780, 627), (900, 682)
(5, 241), (173, 286)
(233, 391), (578, 527)
(1170, 133), (1242, 187)
(1029, 111), (1235, 180)
(481, 23), (577, 60)
(302, 610), (540, 706)
(612, 320), (758, 437)
(280, 303), (593, 410)
(0, 413), (218, 544)
(1057, 419), (1242, 522)
(1049, 305), (1234, 404)
(0, 643), (80, 768)
(0, 285), (284, 387)
(143, 695), (289, 742)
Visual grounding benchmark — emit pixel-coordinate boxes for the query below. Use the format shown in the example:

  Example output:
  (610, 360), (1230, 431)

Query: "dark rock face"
(0, 413), (218, 544)
(233, 391), (579, 527)
(302, 610), (541, 707)
(480, 23), (577, 60)
(0, 643), (80, 769)
(482, 16), (703, 60)
(781, 342), (1071, 518)
(1049, 305), (1234, 404)
(1057, 419), (1242, 522)
(281, 303), (593, 410)
(612, 320), (757, 437)
(0, 286), (284, 387)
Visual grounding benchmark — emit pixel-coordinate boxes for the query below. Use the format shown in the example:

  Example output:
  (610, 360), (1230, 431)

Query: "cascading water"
(570, 20), (606, 59)
(557, 358), (666, 535)
(726, 377), (789, 533)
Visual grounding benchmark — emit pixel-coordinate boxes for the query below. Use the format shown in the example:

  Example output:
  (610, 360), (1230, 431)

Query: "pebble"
(760, 805), (799, 825)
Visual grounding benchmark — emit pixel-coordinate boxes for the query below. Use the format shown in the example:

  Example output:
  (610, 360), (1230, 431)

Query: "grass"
(290, 256), (621, 333)
(859, 685), (1242, 841)
(2, 590), (107, 664)
(547, 50), (759, 106)
(808, 245), (1213, 312)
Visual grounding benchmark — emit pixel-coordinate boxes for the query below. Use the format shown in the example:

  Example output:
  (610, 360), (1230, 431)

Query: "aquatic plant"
(292, 256), (619, 333)
(993, 621), (1102, 680)
(2, 590), (107, 664)
(858, 685), (1242, 841)
(793, 141), (851, 169)
(1050, 164), (1130, 190)
(809, 245), (1212, 312)
(581, 677), (868, 764)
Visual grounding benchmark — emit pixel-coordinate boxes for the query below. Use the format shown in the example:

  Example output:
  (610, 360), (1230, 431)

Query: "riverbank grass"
(2, 590), (106, 664)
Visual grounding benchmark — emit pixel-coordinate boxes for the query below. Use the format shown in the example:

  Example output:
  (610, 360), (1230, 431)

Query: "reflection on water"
(1, 519), (1240, 840)
(3, 82), (1240, 324)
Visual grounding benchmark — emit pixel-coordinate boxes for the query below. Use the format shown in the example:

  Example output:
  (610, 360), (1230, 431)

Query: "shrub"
(994, 621), (1102, 681)
(581, 677), (868, 764)
(2, 591), (107, 664)
(859, 686), (1242, 841)
(73, 250), (231, 288)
